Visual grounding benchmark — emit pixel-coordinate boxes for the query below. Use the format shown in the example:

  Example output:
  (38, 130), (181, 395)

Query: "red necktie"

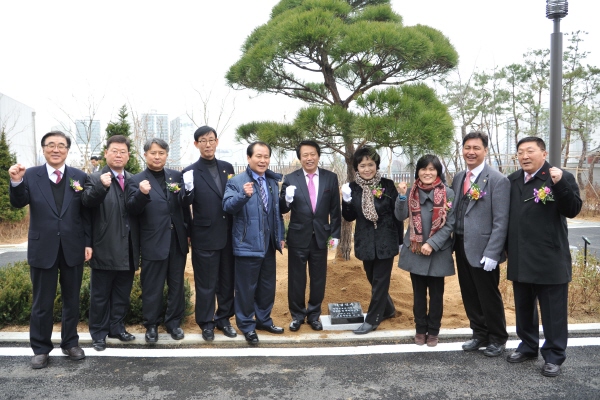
(117, 174), (125, 191)
(463, 171), (472, 195)
(54, 170), (62, 184)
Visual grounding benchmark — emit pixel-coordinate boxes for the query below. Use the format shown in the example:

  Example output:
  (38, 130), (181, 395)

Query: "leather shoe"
(506, 351), (538, 363)
(92, 339), (106, 352)
(289, 319), (304, 332)
(62, 346), (85, 361)
(426, 335), (439, 347)
(353, 322), (377, 335)
(483, 343), (505, 357)
(462, 338), (488, 352)
(168, 327), (185, 340)
(202, 328), (215, 341)
(145, 325), (158, 343)
(541, 363), (561, 377)
(31, 354), (49, 369)
(108, 331), (135, 342)
(256, 324), (284, 334)
(217, 325), (238, 338)
(309, 320), (323, 331)
(382, 311), (396, 321)
(244, 330), (259, 345)
(414, 333), (426, 346)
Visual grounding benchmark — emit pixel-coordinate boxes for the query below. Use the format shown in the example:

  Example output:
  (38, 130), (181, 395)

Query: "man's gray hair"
(144, 138), (169, 153)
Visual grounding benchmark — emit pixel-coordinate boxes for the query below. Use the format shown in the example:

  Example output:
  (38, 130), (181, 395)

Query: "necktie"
(258, 177), (268, 212)
(307, 173), (316, 213)
(117, 174), (125, 191)
(463, 171), (472, 195)
(54, 170), (62, 184)
(525, 173), (532, 183)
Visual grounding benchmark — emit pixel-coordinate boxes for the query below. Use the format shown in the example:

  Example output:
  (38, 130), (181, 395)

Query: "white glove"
(330, 238), (339, 250)
(480, 256), (498, 272)
(341, 183), (352, 202)
(285, 185), (296, 203)
(183, 170), (194, 191)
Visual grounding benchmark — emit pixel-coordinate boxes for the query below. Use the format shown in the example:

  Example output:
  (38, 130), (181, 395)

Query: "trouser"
(362, 257), (395, 326)
(410, 273), (445, 336)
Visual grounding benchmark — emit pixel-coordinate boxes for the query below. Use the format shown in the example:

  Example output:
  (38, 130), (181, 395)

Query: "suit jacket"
(506, 162), (582, 284)
(181, 158), (234, 251)
(279, 168), (341, 249)
(342, 177), (401, 261)
(395, 186), (456, 277)
(9, 164), (91, 269)
(126, 168), (190, 266)
(82, 166), (136, 271)
(452, 163), (510, 267)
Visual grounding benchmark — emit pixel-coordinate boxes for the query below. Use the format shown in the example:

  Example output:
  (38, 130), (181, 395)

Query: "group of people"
(8, 128), (581, 378)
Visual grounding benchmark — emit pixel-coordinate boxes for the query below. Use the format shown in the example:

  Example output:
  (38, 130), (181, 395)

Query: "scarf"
(408, 176), (447, 254)
(355, 170), (382, 229)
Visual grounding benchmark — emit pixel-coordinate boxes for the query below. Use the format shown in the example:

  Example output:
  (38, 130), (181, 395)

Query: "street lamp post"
(546, 0), (568, 167)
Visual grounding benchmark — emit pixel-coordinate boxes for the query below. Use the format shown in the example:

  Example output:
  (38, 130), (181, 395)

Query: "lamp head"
(546, 0), (568, 19)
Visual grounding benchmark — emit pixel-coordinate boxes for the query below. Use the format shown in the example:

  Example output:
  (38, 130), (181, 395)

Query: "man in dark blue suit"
(9, 130), (92, 369)
(279, 140), (341, 331)
(223, 142), (285, 345)
(127, 138), (190, 343)
(181, 126), (236, 341)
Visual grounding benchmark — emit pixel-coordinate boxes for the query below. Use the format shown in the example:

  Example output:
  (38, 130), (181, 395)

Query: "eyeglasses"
(197, 139), (217, 145)
(109, 150), (129, 156)
(516, 149), (541, 157)
(43, 143), (68, 150)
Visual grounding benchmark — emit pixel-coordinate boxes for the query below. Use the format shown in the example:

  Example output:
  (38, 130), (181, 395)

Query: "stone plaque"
(328, 302), (364, 324)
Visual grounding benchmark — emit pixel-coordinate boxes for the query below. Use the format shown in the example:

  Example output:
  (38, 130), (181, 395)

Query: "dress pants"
(513, 281), (569, 365)
(88, 268), (135, 341)
(287, 235), (327, 323)
(455, 235), (508, 344)
(192, 238), (235, 330)
(234, 243), (276, 333)
(410, 273), (444, 336)
(140, 230), (186, 330)
(362, 257), (395, 326)
(29, 245), (83, 355)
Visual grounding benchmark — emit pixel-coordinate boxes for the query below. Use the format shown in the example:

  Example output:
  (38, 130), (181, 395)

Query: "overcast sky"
(1, 0), (598, 164)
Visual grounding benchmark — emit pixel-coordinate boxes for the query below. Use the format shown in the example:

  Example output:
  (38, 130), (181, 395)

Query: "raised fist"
(139, 179), (151, 195)
(100, 172), (112, 188)
(9, 164), (26, 182)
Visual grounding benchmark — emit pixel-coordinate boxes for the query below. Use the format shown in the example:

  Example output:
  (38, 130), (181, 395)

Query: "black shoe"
(256, 324), (284, 334)
(202, 328), (215, 341)
(217, 325), (238, 338)
(541, 363), (561, 377)
(382, 311), (396, 320)
(244, 330), (259, 345)
(289, 319), (304, 332)
(462, 338), (489, 352)
(309, 320), (323, 331)
(145, 326), (158, 343)
(483, 343), (505, 357)
(506, 351), (538, 363)
(168, 327), (185, 340)
(31, 354), (49, 369)
(353, 322), (377, 335)
(92, 339), (106, 352)
(62, 346), (85, 361)
(108, 331), (135, 342)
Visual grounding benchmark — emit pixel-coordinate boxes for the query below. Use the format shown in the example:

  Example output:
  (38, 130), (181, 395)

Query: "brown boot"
(426, 335), (439, 347)
(414, 333), (426, 346)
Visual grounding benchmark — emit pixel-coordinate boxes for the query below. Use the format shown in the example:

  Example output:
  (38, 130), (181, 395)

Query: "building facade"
(0, 92), (37, 166)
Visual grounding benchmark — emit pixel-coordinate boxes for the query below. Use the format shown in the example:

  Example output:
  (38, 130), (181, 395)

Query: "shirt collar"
(46, 163), (65, 176)
(467, 162), (485, 179)
(303, 168), (319, 177)
(251, 170), (265, 181)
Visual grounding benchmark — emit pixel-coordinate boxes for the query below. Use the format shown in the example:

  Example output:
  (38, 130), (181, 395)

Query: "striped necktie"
(258, 176), (268, 212)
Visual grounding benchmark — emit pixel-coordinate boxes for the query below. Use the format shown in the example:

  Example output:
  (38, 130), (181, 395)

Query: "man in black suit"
(280, 140), (341, 331)
(82, 135), (136, 351)
(127, 138), (190, 343)
(181, 126), (236, 341)
(505, 137), (582, 377)
(9, 130), (92, 369)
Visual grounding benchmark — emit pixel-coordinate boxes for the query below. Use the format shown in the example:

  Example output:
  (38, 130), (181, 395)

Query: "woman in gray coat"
(395, 155), (455, 347)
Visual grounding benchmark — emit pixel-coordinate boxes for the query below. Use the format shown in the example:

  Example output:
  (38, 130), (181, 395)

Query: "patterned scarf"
(408, 176), (447, 254)
(355, 170), (382, 229)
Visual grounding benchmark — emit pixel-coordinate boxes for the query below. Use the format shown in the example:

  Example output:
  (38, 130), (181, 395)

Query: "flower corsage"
(167, 179), (180, 193)
(466, 183), (486, 201)
(70, 178), (83, 192)
(525, 183), (554, 204)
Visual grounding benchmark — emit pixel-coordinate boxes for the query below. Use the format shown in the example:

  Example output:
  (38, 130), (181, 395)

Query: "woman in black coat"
(341, 146), (400, 334)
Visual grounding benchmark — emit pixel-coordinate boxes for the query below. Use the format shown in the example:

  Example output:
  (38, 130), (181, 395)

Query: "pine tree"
(0, 130), (27, 222)
(103, 105), (142, 174)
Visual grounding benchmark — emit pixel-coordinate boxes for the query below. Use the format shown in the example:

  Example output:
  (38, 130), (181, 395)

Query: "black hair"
(247, 141), (272, 157)
(143, 138), (169, 153)
(415, 154), (446, 184)
(352, 146), (380, 171)
(462, 131), (488, 148)
(194, 126), (217, 141)
(90, 156), (99, 161)
(106, 135), (131, 151)
(41, 131), (71, 148)
(295, 140), (321, 159)
(516, 136), (546, 151)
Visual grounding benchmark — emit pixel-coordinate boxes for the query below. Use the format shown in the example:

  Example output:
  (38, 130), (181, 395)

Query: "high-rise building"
(75, 119), (102, 157)
(170, 115), (198, 168)
(0, 92), (37, 166)
(142, 111), (169, 143)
